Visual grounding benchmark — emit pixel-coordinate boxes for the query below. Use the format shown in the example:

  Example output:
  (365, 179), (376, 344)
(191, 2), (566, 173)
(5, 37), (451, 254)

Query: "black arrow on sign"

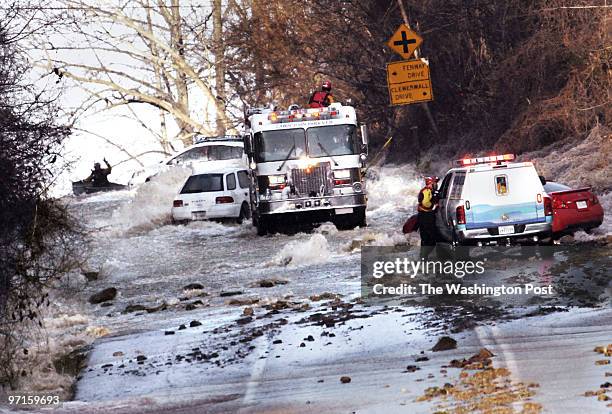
(394, 31), (416, 53)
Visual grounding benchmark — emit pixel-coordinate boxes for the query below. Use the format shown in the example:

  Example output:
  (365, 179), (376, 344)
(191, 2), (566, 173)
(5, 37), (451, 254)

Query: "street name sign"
(386, 59), (433, 106)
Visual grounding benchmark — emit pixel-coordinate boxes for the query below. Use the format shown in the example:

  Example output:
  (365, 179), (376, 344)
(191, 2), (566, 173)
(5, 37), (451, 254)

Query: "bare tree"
(213, 0), (227, 135)
(34, 0), (235, 148)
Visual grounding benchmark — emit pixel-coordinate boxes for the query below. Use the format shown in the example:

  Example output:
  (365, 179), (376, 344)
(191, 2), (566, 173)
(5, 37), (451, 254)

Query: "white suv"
(435, 154), (553, 244)
(129, 136), (247, 187)
(171, 165), (251, 224)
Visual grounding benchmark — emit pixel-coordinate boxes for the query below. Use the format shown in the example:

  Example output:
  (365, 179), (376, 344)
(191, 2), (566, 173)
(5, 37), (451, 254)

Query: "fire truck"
(243, 103), (369, 235)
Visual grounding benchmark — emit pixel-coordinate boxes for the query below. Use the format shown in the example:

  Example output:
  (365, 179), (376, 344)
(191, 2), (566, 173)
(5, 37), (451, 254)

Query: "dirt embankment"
(520, 125), (611, 193)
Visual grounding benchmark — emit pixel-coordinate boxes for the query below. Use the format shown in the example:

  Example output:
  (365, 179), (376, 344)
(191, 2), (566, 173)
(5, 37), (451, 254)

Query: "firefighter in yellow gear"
(417, 176), (439, 246)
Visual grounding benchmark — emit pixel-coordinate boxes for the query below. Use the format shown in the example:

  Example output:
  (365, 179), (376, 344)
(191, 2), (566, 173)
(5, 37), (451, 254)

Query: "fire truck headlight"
(333, 169), (351, 179)
(297, 156), (314, 169)
(268, 175), (286, 185)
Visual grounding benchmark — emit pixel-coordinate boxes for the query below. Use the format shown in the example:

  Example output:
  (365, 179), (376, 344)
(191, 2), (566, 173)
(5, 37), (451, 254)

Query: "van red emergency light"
(456, 154), (515, 166)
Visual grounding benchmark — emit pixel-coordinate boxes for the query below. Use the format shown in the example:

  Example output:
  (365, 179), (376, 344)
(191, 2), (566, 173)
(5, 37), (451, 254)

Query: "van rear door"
(463, 165), (545, 231)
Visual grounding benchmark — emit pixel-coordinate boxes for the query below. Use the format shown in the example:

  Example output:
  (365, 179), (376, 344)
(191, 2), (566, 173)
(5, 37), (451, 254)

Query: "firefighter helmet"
(424, 176), (438, 186)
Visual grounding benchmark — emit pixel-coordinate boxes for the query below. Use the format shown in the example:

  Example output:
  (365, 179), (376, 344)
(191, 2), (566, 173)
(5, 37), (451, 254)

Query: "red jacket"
(309, 90), (334, 108)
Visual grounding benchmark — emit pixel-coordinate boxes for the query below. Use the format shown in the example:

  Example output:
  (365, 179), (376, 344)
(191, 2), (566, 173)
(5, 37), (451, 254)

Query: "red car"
(544, 182), (604, 235)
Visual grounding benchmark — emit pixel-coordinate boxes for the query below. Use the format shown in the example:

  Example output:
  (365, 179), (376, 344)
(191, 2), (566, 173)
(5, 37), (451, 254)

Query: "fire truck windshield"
(306, 125), (358, 158)
(254, 128), (306, 162)
(254, 125), (358, 163)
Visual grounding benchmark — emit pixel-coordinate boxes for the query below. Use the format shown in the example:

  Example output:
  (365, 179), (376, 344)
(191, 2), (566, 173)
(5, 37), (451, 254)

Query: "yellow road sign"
(386, 24), (423, 59)
(386, 59), (433, 106)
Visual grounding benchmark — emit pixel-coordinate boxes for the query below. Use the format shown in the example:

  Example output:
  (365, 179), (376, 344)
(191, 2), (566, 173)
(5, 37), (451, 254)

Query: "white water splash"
(111, 167), (191, 231)
(273, 234), (331, 266)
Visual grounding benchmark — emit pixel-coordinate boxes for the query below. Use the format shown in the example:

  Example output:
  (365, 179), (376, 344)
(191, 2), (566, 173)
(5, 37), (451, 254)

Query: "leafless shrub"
(0, 8), (78, 389)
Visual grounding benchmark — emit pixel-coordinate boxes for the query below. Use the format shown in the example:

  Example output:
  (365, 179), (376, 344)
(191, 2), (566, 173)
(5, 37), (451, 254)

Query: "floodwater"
(40, 165), (612, 414)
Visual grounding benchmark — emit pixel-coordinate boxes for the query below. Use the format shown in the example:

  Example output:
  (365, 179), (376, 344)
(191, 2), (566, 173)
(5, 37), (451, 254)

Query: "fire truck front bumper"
(258, 193), (367, 215)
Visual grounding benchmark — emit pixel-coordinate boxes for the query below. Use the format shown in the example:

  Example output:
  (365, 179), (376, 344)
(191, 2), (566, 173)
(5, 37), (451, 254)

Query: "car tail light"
(334, 179), (351, 185)
(543, 196), (553, 216)
(591, 194), (599, 205)
(552, 197), (568, 209)
(173, 200), (183, 207)
(216, 196), (234, 204)
(456, 205), (466, 225)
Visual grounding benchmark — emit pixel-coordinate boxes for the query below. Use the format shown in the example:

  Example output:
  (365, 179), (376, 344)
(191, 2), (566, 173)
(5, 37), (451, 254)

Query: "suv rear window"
(181, 174), (224, 193)
(226, 173), (236, 190)
(449, 172), (466, 199)
(438, 173), (452, 199)
(237, 170), (250, 189)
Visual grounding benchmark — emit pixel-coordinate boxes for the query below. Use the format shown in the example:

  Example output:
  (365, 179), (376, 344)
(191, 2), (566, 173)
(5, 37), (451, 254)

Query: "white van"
(171, 165), (251, 224)
(435, 154), (553, 244)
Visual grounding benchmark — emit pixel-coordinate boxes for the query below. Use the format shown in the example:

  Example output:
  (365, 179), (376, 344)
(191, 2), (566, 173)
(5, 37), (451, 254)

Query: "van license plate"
(576, 201), (587, 209)
(335, 208), (353, 215)
(192, 211), (206, 220)
(498, 225), (514, 235)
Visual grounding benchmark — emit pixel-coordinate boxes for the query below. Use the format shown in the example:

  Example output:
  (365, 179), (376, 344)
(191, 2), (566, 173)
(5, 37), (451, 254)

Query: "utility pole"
(396, 0), (440, 137)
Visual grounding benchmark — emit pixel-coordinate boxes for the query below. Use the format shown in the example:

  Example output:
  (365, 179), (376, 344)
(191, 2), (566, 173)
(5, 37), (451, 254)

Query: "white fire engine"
(243, 103), (368, 235)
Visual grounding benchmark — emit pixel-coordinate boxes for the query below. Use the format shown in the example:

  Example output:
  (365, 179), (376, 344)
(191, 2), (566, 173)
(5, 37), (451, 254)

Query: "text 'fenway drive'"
(386, 59), (433, 105)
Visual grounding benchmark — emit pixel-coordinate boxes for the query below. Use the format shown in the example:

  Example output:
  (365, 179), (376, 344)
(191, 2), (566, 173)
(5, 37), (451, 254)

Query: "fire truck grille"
(291, 162), (331, 197)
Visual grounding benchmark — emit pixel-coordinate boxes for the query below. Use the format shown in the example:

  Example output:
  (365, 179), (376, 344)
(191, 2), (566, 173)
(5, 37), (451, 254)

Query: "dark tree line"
(225, 0), (610, 160)
(0, 9), (76, 387)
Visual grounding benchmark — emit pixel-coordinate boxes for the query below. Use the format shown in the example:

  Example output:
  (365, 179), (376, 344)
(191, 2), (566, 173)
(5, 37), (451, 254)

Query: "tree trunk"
(213, 0), (227, 136)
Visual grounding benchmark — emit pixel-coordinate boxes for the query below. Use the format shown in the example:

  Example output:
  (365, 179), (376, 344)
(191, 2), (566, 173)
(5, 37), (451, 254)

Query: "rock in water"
(183, 283), (204, 290)
(432, 336), (457, 352)
(256, 278), (288, 288)
(340, 376), (351, 384)
(124, 304), (147, 313)
(89, 288), (117, 304)
(220, 291), (242, 297)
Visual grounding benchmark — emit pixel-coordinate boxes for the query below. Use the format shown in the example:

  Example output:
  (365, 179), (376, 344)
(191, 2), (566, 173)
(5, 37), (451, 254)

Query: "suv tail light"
(543, 196), (553, 216)
(456, 205), (466, 225)
(216, 196), (234, 204)
(173, 200), (183, 207)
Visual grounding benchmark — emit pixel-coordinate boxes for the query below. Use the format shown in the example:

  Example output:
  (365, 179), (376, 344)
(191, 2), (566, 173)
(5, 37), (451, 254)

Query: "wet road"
(51, 166), (612, 413)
